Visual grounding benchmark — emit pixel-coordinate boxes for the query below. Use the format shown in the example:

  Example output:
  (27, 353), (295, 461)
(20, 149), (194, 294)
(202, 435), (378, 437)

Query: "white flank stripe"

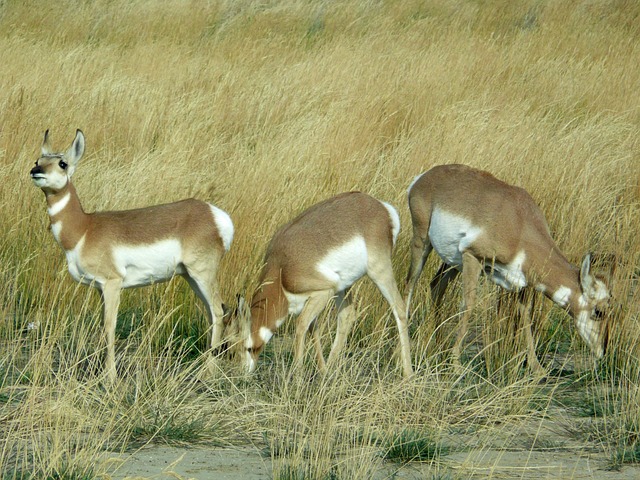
(112, 239), (183, 288)
(48, 192), (70, 216)
(315, 236), (368, 292)
(210, 205), (234, 252)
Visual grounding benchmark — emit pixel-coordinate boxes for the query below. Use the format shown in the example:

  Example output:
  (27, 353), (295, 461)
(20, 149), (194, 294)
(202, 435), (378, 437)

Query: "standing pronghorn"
(30, 130), (234, 382)
(405, 164), (610, 372)
(238, 192), (413, 378)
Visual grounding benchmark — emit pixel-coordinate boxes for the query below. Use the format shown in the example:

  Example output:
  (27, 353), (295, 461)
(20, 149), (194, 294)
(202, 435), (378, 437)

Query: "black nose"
(30, 165), (43, 176)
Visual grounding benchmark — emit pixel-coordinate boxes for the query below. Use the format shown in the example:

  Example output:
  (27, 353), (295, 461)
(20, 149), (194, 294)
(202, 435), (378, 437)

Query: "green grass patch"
(382, 429), (449, 463)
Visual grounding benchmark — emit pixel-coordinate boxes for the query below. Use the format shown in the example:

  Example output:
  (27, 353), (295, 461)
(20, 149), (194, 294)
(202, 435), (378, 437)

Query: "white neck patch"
(552, 286), (572, 307)
(48, 192), (70, 217)
(259, 326), (273, 344)
(51, 221), (63, 243)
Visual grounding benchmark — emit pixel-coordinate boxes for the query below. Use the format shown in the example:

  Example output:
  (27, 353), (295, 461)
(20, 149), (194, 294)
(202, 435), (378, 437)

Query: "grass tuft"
(382, 429), (450, 463)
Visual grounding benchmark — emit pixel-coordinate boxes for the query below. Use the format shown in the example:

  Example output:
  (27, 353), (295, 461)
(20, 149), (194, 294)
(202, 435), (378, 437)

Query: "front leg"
(292, 291), (333, 373)
(101, 279), (122, 383)
(517, 290), (545, 376)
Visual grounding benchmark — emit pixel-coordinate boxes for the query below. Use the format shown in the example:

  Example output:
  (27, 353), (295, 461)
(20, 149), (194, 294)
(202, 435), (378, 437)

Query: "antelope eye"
(59, 160), (68, 170)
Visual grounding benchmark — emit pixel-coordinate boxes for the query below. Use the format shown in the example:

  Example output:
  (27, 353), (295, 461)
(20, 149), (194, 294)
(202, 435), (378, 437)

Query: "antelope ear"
(579, 253), (594, 293)
(65, 129), (85, 177)
(41, 129), (53, 156)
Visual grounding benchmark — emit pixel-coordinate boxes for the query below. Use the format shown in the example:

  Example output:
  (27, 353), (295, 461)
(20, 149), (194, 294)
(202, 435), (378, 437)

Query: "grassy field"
(1, 0), (639, 478)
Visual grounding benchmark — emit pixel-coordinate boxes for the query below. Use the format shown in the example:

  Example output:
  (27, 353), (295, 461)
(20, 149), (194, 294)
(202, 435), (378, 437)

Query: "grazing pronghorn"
(238, 192), (413, 378)
(30, 130), (234, 382)
(405, 164), (610, 372)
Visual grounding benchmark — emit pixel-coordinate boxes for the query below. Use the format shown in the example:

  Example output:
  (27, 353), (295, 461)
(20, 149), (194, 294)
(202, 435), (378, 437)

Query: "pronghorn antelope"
(238, 192), (413, 378)
(405, 164), (610, 372)
(30, 130), (234, 382)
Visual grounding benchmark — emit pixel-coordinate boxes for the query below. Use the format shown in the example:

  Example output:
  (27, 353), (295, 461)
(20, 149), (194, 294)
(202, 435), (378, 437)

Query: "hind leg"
(183, 259), (225, 352)
(326, 289), (357, 368)
(369, 257), (413, 379)
(405, 234), (433, 318)
(429, 263), (459, 345)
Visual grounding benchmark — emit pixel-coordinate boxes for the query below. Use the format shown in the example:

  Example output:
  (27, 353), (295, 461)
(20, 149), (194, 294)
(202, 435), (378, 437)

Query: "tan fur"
(243, 192), (413, 378)
(406, 164), (609, 372)
(31, 130), (232, 382)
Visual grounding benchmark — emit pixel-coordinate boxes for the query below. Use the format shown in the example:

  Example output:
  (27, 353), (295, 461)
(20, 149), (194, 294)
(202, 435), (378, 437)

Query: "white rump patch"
(552, 286), (572, 307)
(315, 236), (368, 292)
(209, 205), (234, 252)
(429, 207), (484, 267)
(112, 239), (183, 288)
(48, 192), (70, 217)
(259, 326), (273, 344)
(380, 201), (401, 246)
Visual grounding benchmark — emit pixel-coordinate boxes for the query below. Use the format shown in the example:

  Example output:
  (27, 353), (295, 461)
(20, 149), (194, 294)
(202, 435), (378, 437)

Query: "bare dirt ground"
(110, 405), (640, 480)
(109, 342), (640, 479)
(110, 441), (640, 480)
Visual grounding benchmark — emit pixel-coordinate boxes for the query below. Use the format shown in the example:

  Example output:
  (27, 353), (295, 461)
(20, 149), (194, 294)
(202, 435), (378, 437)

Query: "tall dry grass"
(0, 0), (639, 478)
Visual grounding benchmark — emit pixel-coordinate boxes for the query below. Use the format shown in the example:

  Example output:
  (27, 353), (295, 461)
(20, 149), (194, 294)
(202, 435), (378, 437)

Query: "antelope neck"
(45, 183), (89, 251)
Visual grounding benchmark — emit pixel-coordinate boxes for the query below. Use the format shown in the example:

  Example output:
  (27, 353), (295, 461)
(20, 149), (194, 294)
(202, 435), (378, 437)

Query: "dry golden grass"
(1, 0), (639, 478)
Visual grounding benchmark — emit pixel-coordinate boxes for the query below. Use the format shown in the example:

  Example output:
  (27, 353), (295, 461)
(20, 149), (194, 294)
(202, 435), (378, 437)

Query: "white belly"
(315, 236), (368, 292)
(429, 207), (483, 267)
(113, 239), (184, 288)
(429, 208), (527, 291)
